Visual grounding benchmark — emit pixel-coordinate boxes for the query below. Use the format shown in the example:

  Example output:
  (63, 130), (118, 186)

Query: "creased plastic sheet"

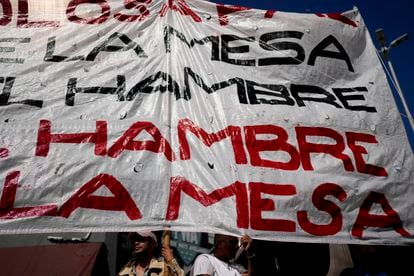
(0, 0), (413, 245)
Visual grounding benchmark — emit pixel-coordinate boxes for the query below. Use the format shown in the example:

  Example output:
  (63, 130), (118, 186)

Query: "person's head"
(213, 234), (239, 262)
(128, 231), (158, 259)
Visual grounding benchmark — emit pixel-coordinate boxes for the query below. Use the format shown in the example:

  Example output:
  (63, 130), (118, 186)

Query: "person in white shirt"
(192, 234), (254, 276)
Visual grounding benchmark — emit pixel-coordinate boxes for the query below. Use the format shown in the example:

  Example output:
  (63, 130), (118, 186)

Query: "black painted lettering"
(308, 35), (354, 72)
(163, 26), (220, 60)
(221, 35), (255, 66)
(333, 87), (376, 112)
(123, 71), (181, 101)
(0, 37), (30, 64)
(44, 36), (84, 62)
(246, 80), (294, 105)
(66, 75), (125, 106)
(0, 77), (43, 108)
(86, 32), (147, 61)
(183, 67), (245, 101)
(258, 31), (305, 65)
(290, 84), (342, 108)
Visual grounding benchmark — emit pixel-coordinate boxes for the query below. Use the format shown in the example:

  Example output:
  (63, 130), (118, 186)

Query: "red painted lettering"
(249, 182), (296, 231)
(216, 4), (250, 26)
(0, 0), (12, 26)
(35, 119), (107, 157)
(66, 0), (110, 24)
(245, 125), (300, 170)
(58, 173), (141, 220)
(178, 118), (247, 164)
(107, 121), (175, 161)
(166, 176), (249, 228)
(352, 192), (410, 238)
(346, 132), (388, 176)
(113, 0), (151, 22)
(315, 13), (357, 28)
(159, 0), (201, 22)
(297, 183), (346, 236)
(17, 0), (59, 27)
(0, 171), (57, 219)
(0, 148), (8, 158)
(264, 10), (276, 19)
(296, 126), (354, 172)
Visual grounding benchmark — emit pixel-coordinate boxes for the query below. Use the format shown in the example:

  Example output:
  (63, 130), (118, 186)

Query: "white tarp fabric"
(0, 0), (413, 244)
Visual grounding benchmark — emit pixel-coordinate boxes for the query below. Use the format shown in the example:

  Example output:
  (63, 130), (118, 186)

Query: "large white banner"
(0, 0), (413, 244)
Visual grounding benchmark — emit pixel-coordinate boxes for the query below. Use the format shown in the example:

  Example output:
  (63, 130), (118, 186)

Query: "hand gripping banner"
(0, 0), (413, 245)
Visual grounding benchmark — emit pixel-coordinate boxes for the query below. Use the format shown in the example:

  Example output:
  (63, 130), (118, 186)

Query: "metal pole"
(387, 59), (414, 133)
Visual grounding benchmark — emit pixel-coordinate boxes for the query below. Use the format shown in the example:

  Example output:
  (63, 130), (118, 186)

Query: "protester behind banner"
(118, 231), (184, 276)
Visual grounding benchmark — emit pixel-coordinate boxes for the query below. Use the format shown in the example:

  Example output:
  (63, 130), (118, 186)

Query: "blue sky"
(210, 0), (414, 150)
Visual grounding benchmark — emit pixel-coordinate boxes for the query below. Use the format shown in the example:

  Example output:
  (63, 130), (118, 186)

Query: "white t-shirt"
(191, 254), (243, 276)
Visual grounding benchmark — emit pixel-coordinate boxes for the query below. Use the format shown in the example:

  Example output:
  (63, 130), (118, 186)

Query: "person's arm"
(242, 258), (255, 276)
(240, 235), (255, 276)
(161, 244), (185, 276)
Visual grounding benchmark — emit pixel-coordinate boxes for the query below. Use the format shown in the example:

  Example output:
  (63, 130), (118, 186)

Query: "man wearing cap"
(118, 231), (184, 276)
